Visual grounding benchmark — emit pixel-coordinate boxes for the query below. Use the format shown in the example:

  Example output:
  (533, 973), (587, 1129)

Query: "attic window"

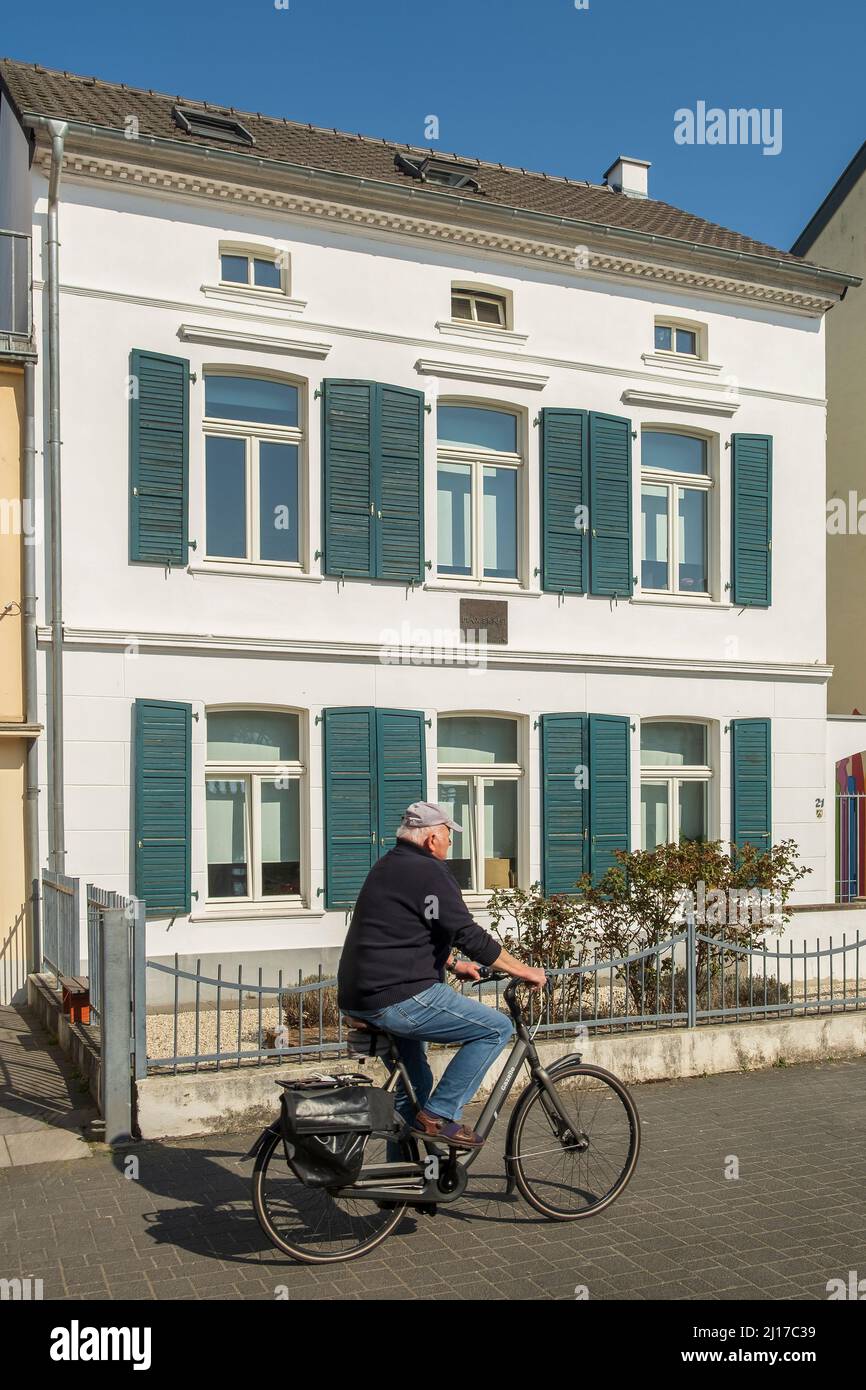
(395, 153), (480, 191)
(173, 106), (254, 147)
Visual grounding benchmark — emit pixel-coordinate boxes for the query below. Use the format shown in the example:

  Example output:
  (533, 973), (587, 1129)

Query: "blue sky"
(2, 0), (864, 254)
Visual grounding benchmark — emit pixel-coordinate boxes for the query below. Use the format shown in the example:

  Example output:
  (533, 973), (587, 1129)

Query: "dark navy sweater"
(337, 839), (502, 1012)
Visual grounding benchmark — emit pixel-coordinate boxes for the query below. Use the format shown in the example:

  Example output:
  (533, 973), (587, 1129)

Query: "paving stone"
(2, 1055), (866, 1299)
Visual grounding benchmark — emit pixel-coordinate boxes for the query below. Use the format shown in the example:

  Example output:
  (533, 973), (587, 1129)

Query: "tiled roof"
(0, 57), (835, 272)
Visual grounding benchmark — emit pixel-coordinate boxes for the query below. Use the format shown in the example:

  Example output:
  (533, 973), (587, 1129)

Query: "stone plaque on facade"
(459, 598), (508, 645)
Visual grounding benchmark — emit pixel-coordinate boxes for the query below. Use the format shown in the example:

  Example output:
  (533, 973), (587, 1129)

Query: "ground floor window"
(205, 710), (303, 900)
(437, 714), (521, 891)
(640, 720), (711, 849)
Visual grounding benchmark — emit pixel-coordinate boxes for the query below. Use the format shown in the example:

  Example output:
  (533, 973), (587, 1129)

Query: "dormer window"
(395, 152), (481, 191)
(451, 288), (507, 327)
(173, 105), (254, 146)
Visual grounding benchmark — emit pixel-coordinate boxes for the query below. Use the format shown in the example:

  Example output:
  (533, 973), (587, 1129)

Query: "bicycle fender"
(240, 1121), (280, 1162)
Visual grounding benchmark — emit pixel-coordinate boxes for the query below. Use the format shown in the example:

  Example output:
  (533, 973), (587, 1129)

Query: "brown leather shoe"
(409, 1109), (485, 1149)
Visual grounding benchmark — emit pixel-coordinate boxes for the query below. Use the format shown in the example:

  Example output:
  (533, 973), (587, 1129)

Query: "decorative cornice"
(177, 322), (332, 357)
(38, 150), (839, 316)
(621, 386), (740, 417)
(38, 625), (831, 682)
(416, 357), (548, 391)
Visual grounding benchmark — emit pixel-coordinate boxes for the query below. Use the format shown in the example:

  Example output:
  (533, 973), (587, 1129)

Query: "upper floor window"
(654, 319), (702, 357)
(437, 715), (521, 892)
(220, 248), (285, 292)
(205, 710), (304, 901)
(451, 288), (507, 327)
(437, 404), (521, 583)
(203, 374), (302, 565)
(640, 721), (710, 849)
(640, 431), (710, 596)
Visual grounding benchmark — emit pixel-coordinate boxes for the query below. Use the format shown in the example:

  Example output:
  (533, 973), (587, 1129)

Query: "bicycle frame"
(331, 983), (584, 1207)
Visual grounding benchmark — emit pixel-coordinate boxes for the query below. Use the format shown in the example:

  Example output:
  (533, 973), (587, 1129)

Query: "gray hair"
(396, 823), (429, 846)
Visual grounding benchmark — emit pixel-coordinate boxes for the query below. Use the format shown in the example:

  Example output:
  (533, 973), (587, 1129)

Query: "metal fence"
(836, 792), (866, 903)
(145, 960), (346, 1073)
(143, 922), (866, 1073)
(40, 870), (81, 981)
(86, 885), (147, 1081)
(0, 228), (32, 351)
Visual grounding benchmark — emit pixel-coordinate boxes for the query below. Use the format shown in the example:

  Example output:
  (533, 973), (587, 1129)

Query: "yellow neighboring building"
(794, 149), (866, 716)
(0, 360), (31, 1003)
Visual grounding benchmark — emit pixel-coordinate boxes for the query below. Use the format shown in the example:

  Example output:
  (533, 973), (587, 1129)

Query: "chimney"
(603, 155), (651, 199)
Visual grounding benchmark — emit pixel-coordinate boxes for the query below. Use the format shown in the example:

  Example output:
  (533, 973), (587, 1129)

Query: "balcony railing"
(0, 228), (34, 357)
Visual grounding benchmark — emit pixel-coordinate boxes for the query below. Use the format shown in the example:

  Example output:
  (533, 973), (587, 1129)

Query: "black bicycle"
(245, 970), (640, 1264)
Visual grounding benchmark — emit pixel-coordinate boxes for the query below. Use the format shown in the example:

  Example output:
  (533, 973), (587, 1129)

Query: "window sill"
(434, 319), (528, 347)
(189, 562), (322, 582)
(200, 282), (307, 314)
(190, 903), (326, 922)
(641, 352), (723, 377)
(631, 593), (731, 609)
(424, 580), (537, 597)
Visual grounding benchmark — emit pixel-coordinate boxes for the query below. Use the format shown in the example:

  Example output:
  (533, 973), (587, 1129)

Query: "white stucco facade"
(19, 147), (846, 974)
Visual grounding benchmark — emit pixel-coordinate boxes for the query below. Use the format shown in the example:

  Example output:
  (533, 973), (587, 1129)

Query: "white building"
(0, 60), (856, 990)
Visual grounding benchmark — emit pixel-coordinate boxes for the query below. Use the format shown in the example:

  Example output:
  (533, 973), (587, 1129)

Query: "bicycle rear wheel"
(252, 1129), (417, 1264)
(511, 1062), (640, 1220)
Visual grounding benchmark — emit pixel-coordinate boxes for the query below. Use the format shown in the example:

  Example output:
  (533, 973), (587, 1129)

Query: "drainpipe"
(22, 360), (40, 959)
(24, 117), (67, 873)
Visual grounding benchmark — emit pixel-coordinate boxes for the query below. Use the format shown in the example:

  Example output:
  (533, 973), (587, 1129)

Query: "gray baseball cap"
(400, 800), (459, 831)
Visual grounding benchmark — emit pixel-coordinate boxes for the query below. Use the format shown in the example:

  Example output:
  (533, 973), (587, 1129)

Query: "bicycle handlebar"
(467, 966), (551, 1021)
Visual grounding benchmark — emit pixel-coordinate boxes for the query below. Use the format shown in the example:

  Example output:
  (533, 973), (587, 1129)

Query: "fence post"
(101, 908), (133, 1145)
(686, 913), (697, 1029)
(131, 898), (147, 1081)
(72, 874), (82, 976)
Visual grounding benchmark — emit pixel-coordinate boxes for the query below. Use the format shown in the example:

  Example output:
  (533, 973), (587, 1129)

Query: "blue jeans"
(350, 982), (515, 1141)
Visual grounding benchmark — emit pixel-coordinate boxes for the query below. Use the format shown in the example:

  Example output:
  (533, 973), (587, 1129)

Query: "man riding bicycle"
(337, 801), (547, 1149)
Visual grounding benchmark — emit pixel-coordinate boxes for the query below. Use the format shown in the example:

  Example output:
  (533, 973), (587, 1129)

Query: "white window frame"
(653, 317), (704, 359)
(437, 714), (524, 898)
(218, 241), (290, 296)
(205, 708), (307, 906)
(202, 369), (305, 569)
(640, 429), (713, 598)
(451, 287), (508, 328)
(436, 402), (524, 588)
(639, 720), (712, 849)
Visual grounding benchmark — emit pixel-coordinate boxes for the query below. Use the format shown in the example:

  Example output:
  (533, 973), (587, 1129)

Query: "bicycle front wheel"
(511, 1062), (640, 1221)
(252, 1129), (416, 1265)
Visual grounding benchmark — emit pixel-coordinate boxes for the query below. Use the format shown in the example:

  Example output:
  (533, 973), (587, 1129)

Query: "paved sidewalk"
(1, 1054), (865, 1299)
(0, 1003), (100, 1167)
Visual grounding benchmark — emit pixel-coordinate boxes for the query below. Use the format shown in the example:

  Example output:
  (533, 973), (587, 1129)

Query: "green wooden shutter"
(589, 412), (633, 598)
(323, 708), (377, 907)
(540, 409), (587, 594)
(322, 381), (374, 578)
(129, 350), (190, 565)
(375, 709), (427, 850)
(540, 714), (588, 893)
(134, 699), (191, 916)
(731, 434), (772, 607)
(588, 714), (631, 880)
(377, 385), (424, 582)
(731, 718), (772, 852)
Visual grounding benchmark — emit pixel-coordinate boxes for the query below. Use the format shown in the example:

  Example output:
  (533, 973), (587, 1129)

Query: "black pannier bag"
(279, 1081), (404, 1188)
